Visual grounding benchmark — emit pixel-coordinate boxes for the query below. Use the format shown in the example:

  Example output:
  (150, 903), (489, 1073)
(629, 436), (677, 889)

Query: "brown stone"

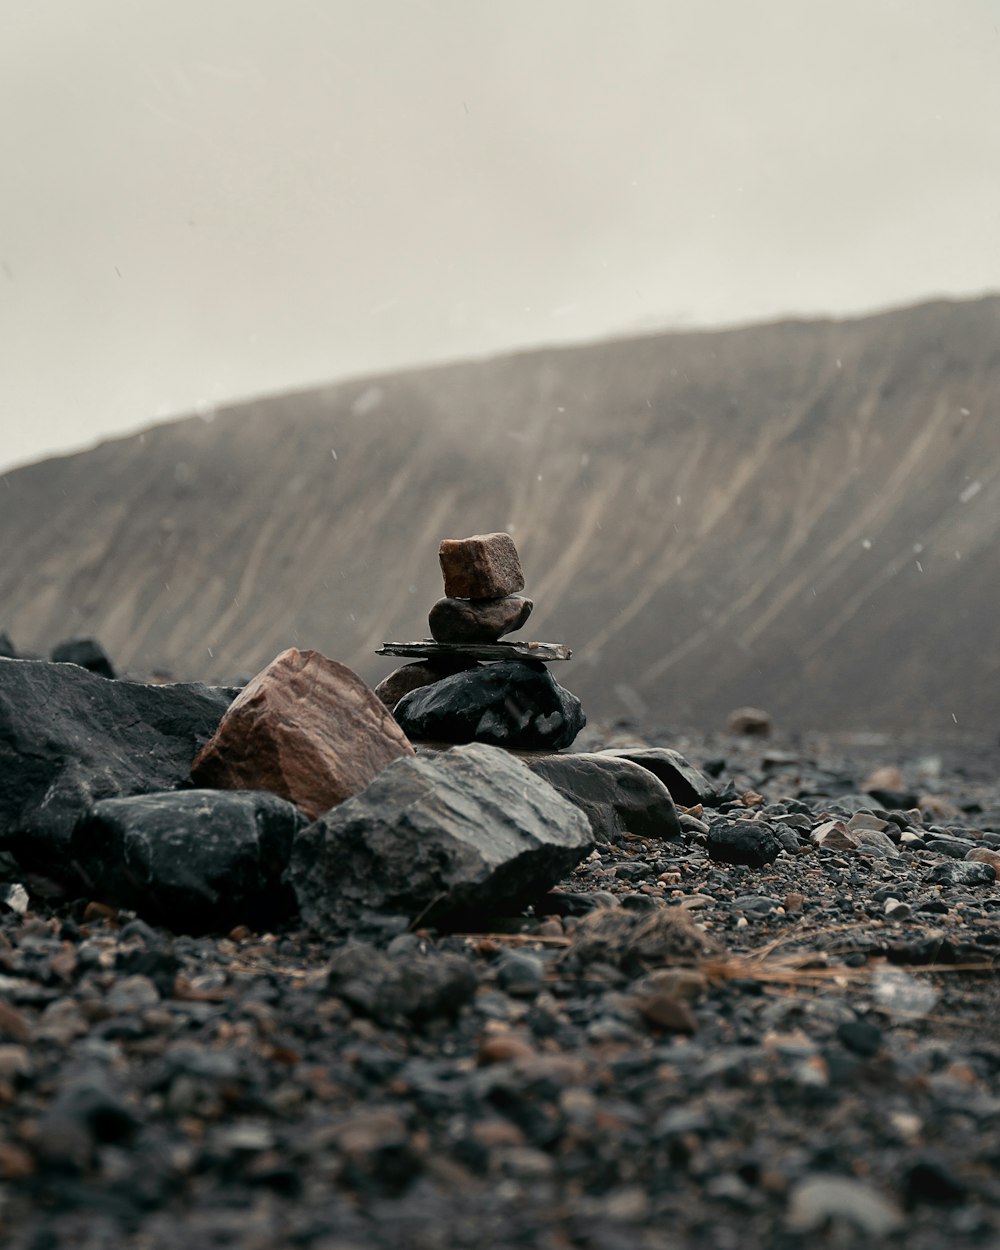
(862, 765), (905, 792)
(0, 1001), (29, 1044)
(477, 1034), (538, 1066)
(726, 706), (772, 736)
(428, 594), (533, 644)
(635, 992), (697, 1034)
(0, 1142), (35, 1180)
(438, 532), (525, 599)
(374, 659), (480, 712)
(191, 648), (414, 820)
(966, 847), (1000, 872)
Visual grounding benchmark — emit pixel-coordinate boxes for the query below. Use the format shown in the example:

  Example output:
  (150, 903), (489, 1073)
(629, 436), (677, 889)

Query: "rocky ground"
(1, 724), (999, 1249)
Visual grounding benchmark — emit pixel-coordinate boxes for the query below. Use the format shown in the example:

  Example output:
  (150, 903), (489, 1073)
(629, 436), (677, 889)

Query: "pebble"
(0, 729), (996, 1250)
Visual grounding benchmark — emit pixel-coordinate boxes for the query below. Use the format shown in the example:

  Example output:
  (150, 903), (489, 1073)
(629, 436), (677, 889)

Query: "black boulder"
(393, 660), (585, 750)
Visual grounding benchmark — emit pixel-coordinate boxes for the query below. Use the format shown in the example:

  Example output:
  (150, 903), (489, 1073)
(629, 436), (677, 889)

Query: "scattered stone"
(34, 1069), (140, 1170)
(925, 860), (995, 887)
(71, 789), (305, 933)
(852, 828), (899, 855)
(884, 898), (912, 920)
(428, 595), (533, 644)
(50, 636), (116, 679)
(0, 999), (30, 1043)
(726, 707), (771, 736)
(836, 1017), (883, 1056)
(520, 752), (680, 842)
(1, 882), (28, 915)
(288, 743), (593, 930)
(708, 819), (782, 867)
(902, 1157), (969, 1205)
(374, 658), (480, 712)
(326, 942), (477, 1025)
(0, 658), (234, 879)
(393, 661), (585, 751)
(810, 820), (860, 851)
(966, 847), (1000, 872)
(786, 1174), (904, 1236)
(563, 906), (720, 974)
(495, 952), (545, 998)
(926, 835), (976, 859)
(0, 632), (17, 659)
(635, 991), (697, 1033)
(192, 648), (413, 820)
(438, 532), (525, 599)
(862, 765), (905, 792)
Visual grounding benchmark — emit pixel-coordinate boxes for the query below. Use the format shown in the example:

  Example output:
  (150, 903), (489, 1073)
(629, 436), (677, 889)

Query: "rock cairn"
(376, 531), (586, 751)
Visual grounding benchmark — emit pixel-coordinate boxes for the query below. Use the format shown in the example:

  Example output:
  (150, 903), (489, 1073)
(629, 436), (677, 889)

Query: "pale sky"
(2, 0), (999, 473)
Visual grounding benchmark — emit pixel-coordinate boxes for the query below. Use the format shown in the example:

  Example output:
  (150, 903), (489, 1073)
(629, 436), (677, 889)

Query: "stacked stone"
(376, 532), (586, 751)
(429, 532), (533, 643)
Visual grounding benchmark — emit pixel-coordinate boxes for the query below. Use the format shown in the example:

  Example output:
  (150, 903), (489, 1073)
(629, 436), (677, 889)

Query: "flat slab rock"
(0, 658), (236, 881)
(377, 640), (571, 662)
(71, 789), (305, 933)
(192, 648), (413, 820)
(392, 660), (585, 751)
(287, 742), (594, 931)
(438, 532), (525, 599)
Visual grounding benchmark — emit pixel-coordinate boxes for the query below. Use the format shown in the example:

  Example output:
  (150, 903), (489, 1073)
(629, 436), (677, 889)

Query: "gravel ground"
(1, 726), (999, 1249)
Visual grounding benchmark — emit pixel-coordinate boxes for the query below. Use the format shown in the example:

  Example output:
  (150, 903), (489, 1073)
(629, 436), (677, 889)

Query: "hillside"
(2, 295), (998, 735)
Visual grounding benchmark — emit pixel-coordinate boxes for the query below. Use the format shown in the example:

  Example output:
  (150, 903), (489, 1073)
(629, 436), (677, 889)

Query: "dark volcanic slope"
(2, 296), (999, 733)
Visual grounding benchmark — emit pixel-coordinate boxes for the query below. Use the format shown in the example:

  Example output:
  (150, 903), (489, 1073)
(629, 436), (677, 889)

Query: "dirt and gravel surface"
(1, 725), (999, 1250)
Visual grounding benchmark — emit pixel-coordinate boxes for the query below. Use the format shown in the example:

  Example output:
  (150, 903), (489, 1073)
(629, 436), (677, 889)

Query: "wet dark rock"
(393, 660), (585, 751)
(867, 786), (920, 810)
(925, 861), (995, 887)
(35, 1069), (140, 1172)
(495, 952), (545, 998)
(288, 742), (593, 931)
(597, 746), (718, 808)
(521, 752), (680, 842)
(902, 1157), (969, 1205)
(374, 658), (480, 712)
(0, 632), (16, 659)
(71, 789), (305, 933)
(707, 819), (782, 868)
(0, 659), (235, 880)
(50, 636), (116, 679)
(326, 942), (477, 1025)
(428, 595), (533, 644)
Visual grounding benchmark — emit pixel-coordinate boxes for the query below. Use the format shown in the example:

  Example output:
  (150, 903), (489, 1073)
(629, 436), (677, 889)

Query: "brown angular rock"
(428, 594), (533, 644)
(191, 648), (413, 820)
(374, 658), (480, 712)
(810, 819), (860, 850)
(439, 532), (525, 599)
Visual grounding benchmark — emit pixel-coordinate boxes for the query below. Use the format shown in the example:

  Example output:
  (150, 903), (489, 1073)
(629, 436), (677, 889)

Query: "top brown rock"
(191, 648), (414, 820)
(439, 532), (525, 600)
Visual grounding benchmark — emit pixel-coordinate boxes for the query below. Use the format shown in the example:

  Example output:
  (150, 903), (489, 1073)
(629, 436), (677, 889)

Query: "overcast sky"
(2, 0), (999, 473)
